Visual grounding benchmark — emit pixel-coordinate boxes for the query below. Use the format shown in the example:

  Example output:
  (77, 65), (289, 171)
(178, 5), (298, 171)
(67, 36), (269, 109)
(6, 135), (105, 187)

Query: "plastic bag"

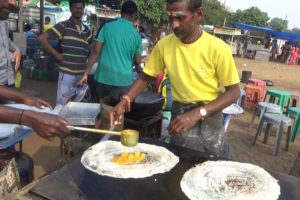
(14, 71), (22, 88)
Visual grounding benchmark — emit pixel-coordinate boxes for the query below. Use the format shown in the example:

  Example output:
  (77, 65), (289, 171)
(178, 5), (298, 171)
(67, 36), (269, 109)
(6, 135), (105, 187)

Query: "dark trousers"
(94, 80), (131, 101)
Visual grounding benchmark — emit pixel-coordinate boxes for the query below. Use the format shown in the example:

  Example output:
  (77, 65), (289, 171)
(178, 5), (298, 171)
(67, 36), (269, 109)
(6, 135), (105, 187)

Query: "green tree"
(290, 27), (300, 33)
(135, 0), (168, 28)
(269, 17), (288, 32)
(202, 0), (231, 26)
(232, 6), (269, 26)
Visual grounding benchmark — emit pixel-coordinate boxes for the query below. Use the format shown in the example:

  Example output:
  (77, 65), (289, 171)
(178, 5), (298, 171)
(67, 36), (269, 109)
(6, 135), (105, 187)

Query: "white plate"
(181, 161), (280, 200)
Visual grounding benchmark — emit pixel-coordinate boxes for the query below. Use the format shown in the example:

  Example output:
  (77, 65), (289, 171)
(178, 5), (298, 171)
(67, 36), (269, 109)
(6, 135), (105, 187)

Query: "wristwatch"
(199, 108), (207, 119)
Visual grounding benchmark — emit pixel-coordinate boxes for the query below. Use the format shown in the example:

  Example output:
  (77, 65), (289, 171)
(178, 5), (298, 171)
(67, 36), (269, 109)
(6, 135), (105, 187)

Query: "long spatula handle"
(67, 126), (121, 135)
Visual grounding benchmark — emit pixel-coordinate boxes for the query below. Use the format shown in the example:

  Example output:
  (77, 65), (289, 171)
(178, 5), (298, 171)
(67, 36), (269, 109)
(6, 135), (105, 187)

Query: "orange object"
(246, 78), (267, 101)
(244, 85), (263, 109)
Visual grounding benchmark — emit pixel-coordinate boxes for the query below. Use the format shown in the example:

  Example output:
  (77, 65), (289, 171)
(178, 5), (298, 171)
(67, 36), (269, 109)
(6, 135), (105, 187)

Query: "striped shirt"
(47, 18), (93, 75)
(0, 20), (19, 85)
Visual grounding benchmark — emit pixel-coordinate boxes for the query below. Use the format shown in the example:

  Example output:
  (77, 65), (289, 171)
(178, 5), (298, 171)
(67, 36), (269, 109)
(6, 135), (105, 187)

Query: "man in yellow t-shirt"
(109, 0), (240, 156)
(44, 16), (52, 32)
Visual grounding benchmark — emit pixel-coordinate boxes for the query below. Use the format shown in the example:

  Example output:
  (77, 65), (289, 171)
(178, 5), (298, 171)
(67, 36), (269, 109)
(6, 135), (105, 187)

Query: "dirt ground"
(18, 57), (300, 179)
(228, 57), (300, 174)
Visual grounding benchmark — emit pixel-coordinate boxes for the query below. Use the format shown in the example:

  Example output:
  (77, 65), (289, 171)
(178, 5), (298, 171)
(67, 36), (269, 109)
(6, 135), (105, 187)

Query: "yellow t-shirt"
(44, 23), (53, 32)
(143, 31), (240, 104)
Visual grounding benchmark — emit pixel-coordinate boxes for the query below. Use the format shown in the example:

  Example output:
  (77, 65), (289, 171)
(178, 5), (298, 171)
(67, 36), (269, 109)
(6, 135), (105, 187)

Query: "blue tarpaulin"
(234, 22), (300, 41)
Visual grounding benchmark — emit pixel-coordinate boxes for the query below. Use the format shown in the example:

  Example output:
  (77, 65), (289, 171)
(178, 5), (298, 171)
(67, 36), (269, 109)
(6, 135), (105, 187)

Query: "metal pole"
(40, 0), (44, 34)
(18, 0), (23, 32)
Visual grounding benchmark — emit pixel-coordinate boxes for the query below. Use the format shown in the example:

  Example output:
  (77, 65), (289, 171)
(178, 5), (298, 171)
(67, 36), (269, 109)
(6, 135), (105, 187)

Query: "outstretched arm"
(0, 105), (70, 141)
(109, 73), (153, 127)
(0, 86), (52, 108)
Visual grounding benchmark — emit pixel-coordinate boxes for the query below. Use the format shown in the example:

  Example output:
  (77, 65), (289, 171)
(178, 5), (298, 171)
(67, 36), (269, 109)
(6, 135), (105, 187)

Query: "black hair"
(24, 23), (32, 32)
(121, 1), (137, 16)
(166, 0), (202, 11)
(69, 0), (85, 8)
(45, 16), (50, 22)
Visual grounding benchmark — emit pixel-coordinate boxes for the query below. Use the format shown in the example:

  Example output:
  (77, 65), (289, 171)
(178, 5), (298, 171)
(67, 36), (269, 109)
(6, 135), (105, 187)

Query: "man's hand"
(23, 96), (52, 109)
(168, 109), (201, 134)
(12, 50), (21, 72)
(108, 100), (128, 127)
(78, 72), (88, 85)
(23, 111), (70, 141)
(55, 53), (63, 63)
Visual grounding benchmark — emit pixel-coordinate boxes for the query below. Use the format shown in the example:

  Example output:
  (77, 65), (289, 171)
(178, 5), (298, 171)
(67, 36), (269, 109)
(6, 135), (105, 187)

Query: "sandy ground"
(18, 57), (300, 179)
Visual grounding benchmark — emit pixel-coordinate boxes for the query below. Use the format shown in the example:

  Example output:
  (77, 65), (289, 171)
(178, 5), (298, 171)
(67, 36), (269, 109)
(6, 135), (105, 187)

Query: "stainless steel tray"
(59, 102), (101, 126)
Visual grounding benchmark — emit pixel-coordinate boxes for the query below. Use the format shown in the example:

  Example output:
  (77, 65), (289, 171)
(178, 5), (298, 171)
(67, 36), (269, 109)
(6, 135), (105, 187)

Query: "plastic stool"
(265, 89), (291, 114)
(223, 104), (244, 132)
(252, 113), (292, 156)
(247, 78), (267, 101)
(288, 107), (300, 142)
(244, 85), (263, 109)
(291, 92), (300, 107)
(249, 102), (281, 128)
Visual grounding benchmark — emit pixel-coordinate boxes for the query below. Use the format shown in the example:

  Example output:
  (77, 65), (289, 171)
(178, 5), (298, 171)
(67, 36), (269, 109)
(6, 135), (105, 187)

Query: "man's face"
(0, 0), (11, 20)
(166, 0), (202, 41)
(70, 3), (84, 19)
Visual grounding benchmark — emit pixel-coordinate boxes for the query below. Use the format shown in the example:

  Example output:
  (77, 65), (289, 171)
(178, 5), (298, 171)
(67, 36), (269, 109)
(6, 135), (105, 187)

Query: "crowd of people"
(1, 0), (241, 159)
(236, 36), (300, 65)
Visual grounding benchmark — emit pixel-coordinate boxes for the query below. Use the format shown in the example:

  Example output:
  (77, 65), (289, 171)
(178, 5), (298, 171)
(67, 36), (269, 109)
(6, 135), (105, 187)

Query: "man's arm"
(0, 86), (52, 108)
(38, 32), (63, 62)
(8, 37), (18, 52)
(7, 36), (21, 71)
(78, 41), (103, 84)
(0, 105), (70, 140)
(109, 73), (153, 126)
(134, 54), (142, 73)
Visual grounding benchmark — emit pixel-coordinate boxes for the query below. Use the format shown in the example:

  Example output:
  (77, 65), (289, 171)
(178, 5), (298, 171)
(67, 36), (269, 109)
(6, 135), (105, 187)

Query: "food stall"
(213, 27), (241, 55)
(246, 30), (271, 61)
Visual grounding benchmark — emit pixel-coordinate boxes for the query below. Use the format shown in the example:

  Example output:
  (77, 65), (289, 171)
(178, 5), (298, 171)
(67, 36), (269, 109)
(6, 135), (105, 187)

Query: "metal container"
(59, 102), (101, 126)
(8, 19), (18, 32)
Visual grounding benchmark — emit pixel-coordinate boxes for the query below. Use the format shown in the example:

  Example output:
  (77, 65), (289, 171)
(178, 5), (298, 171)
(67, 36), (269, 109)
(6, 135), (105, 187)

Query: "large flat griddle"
(29, 139), (300, 200)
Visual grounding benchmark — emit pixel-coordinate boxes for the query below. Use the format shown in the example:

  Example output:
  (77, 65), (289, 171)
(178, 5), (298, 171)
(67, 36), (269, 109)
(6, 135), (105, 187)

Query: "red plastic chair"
(244, 85), (263, 109)
(246, 79), (267, 101)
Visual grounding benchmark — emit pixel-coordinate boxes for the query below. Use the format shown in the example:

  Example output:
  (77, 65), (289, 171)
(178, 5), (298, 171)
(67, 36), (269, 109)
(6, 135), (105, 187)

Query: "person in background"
(78, 1), (142, 100)
(43, 16), (53, 32)
(0, 0), (70, 140)
(38, 0), (93, 105)
(24, 23), (37, 58)
(271, 39), (279, 61)
(109, 0), (240, 157)
(0, 1), (21, 88)
(280, 41), (291, 64)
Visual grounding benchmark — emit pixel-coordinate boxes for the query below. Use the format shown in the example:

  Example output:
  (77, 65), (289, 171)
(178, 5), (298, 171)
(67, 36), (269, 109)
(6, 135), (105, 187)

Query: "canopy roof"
(234, 22), (300, 41)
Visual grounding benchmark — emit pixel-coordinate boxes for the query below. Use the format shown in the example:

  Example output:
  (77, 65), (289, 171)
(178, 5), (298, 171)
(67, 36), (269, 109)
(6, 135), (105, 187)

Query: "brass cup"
(120, 129), (139, 147)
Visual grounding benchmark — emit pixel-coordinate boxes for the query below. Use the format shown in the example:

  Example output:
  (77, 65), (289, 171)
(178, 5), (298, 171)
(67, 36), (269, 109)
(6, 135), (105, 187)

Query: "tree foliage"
(290, 27), (300, 33)
(231, 7), (269, 26)
(268, 17), (288, 32)
(135, 0), (168, 28)
(201, 0), (230, 27)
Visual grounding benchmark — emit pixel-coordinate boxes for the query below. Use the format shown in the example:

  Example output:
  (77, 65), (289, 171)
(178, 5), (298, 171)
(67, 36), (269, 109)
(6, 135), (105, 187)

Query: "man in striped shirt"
(39, 0), (93, 105)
